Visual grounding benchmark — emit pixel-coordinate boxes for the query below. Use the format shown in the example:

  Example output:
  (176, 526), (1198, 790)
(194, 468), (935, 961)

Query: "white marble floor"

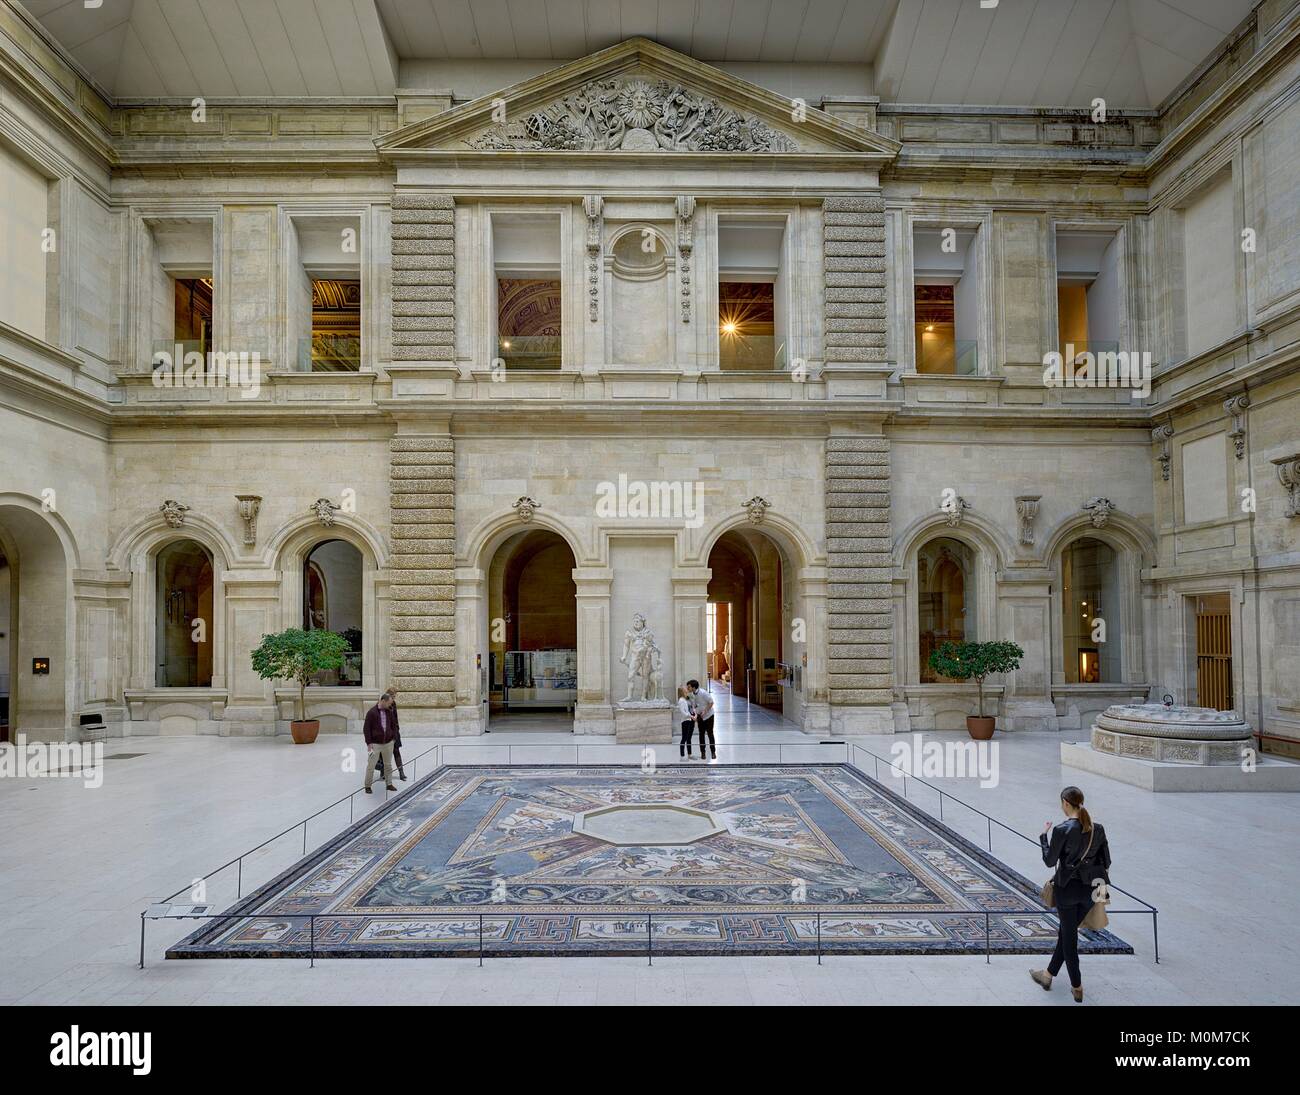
(1, 727), (1296, 1005)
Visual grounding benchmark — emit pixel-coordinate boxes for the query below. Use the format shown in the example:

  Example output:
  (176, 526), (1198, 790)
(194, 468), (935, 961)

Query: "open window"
(718, 217), (786, 370)
(493, 212), (561, 369)
(913, 227), (979, 375)
(142, 217), (214, 370)
(1056, 229), (1121, 368)
(288, 216), (362, 371)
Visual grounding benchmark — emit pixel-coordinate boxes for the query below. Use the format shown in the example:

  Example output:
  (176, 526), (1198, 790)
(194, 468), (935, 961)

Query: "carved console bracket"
(1015, 495), (1041, 545)
(1224, 394), (1250, 459)
(235, 494), (262, 546)
(1152, 424), (1175, 481)
(1273, 453), (1300, 518)
(1082, 497), (1116, 529)
(513, 496), (541, 522)
(742, 495), (771, 524)
(311, 498), (342, 527)
(942, 494), (971, 527)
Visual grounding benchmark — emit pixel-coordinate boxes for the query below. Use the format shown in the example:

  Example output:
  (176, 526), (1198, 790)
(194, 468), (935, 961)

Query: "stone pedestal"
(613, 702), (673, 744)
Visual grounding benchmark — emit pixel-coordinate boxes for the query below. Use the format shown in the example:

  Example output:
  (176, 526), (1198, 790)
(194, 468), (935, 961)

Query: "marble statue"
(619, 613), (662, 703)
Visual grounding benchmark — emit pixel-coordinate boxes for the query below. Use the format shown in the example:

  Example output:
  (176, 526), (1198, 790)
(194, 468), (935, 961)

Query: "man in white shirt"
(687, 679), (716, 760)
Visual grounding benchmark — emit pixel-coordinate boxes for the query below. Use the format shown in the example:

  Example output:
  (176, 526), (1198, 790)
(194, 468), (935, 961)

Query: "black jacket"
(1040, 818), (1111, 901)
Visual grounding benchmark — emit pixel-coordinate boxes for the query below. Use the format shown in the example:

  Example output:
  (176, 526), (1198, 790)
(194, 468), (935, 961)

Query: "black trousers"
(697, 716), (716, 756)
(679, 720), (694, 755)
(1047, 899), (1089, 987)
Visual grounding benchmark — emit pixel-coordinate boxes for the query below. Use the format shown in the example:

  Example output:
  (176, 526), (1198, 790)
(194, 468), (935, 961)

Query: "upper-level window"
(1179, 166), (1237, 359)
(718, 217), (786, 370)
(1056, 229), (1121, 368)
(143, 217), (214, 371)
(493, 212), (561, 369)
(913, 227), (978, 374)
(290, 216), (361, 371)
(0, 141), (54, 343)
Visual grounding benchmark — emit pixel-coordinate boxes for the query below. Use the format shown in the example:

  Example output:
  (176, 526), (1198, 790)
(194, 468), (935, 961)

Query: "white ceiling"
(16, 0), (1259, 107)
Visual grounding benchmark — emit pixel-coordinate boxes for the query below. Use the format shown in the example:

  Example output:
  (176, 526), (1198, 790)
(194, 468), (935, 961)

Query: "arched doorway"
(705, 528), (795, 729)
(154, 539), (214, 687)
(485, 528), (577, 730)
(917, 536), (974, 682)
(0, 503), (72, 741)
(303, 538), (364, 685)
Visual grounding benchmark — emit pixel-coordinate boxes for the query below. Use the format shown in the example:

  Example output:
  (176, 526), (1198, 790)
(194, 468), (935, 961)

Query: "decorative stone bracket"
(513, 496), (541, 522)
(1273, 453), (1300, 518)
(743, 495), (771, 524)
(942, 494), (970, 527)
(235, 494), (262, 546)
(1152, 424), (1174, 481)
(1015, 495), (1041, 545)
(1224, 394), (1250, 459)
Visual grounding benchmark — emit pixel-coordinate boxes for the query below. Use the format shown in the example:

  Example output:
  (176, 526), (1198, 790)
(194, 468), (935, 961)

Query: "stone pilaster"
(825, 435), (896, 733)
(822, 195), (886, 365)
(391, 192), (455, 363)
(389, 435), (457, 732)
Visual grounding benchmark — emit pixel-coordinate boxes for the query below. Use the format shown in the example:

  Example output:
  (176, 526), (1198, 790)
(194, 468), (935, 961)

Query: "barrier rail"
(142, 737), (1159, 966)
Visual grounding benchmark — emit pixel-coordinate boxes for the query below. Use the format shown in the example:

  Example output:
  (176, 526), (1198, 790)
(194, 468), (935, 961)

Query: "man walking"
(687, 679), (716, 760)
(363, 691), (399, 794)
(374, 685), (406, 783)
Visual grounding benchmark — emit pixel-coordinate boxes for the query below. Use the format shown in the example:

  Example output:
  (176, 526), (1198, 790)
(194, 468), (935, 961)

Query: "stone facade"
(2, 16), (1299, 750)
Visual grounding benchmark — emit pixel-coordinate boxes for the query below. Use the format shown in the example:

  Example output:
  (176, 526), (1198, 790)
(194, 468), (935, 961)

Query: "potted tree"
(927, 639), (1024, 740)
(250, 627), (349, 744)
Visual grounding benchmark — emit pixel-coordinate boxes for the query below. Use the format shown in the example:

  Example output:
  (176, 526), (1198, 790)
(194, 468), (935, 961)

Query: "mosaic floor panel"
(169, 764), (1133, 958)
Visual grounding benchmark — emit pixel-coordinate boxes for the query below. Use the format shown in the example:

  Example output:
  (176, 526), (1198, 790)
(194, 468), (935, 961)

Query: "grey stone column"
(389, 435), (457, 733)
(823, 195), (886, 365)
(825, 435), (897, 733)
(391, 192), (455, 364)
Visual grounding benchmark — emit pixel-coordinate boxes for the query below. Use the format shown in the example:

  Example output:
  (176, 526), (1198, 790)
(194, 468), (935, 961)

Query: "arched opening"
(486, 528), (577, 729)
(0, 505), (72, 741)
(1061, 536), (1121, 683)
(0, 506), (73, 741)
(918, 536), (975, 682)
(303, 538), (364, 685)
(706, 528), (791, 726)
(155, 539), (213, 687)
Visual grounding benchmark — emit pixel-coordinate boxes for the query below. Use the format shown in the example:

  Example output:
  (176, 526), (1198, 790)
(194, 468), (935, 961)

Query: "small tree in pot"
(927, 640), (1025, 739)
(250, 628), (349, 744)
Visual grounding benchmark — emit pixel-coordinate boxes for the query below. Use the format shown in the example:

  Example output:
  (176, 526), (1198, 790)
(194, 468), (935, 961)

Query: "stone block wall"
(825, 435), (894, 722)
(822, 194), (887, 364)
(391, 192), (455, 363)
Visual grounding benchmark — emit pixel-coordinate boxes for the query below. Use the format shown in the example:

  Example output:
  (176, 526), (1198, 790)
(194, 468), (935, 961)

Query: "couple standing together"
(675, 680), (716, 760)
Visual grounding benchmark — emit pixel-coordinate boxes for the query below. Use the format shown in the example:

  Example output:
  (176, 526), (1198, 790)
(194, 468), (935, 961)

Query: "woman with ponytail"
(1030, 785), (1111, 1002)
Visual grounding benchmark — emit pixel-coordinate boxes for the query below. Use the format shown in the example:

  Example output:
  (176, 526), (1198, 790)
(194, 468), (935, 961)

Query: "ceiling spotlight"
(925, 324), (935, 332)
(722, 321), (738, 335)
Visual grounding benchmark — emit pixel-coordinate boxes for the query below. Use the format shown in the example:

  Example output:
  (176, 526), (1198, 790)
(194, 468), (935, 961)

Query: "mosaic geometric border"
(168, 764), (1132, 959)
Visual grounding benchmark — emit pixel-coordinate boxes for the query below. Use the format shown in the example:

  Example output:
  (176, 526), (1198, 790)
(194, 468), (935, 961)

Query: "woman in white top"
(676, 685), (696, 759)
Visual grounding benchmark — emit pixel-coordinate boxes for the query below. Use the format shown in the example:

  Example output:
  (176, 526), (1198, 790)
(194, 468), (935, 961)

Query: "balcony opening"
(493, 213), (561, 369)
(718, 218), (787, 371)
(291, 216), (361, 371)
(913, 227), (978, 374)
(1056, 229), (1121, 371)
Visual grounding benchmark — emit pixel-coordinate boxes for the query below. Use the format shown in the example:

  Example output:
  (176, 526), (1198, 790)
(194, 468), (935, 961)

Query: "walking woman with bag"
(1031, 785), (1111, 1003)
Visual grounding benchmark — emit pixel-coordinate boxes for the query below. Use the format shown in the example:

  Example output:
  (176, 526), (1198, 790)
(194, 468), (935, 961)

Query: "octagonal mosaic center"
(571, 802), (726, 845)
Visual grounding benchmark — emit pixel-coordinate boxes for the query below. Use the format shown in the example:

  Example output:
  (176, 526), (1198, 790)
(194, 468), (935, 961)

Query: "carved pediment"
(377, 38), (899, 160)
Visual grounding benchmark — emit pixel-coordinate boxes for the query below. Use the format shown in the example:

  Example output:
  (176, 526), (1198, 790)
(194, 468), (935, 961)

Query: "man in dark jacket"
(374, 686), (406, 782)
(363, 692), (399, 793)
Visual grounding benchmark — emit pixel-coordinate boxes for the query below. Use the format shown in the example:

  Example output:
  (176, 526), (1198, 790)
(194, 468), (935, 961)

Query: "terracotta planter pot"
(291, 719), (320, 745)
(966, 716), (996, 740)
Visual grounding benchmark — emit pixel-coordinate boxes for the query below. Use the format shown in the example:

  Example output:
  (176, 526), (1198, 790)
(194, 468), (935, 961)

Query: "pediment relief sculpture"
(466, 76), (800, 153)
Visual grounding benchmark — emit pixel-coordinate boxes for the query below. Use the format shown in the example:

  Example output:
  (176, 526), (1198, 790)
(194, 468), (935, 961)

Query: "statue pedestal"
(613, 702), (673, 744)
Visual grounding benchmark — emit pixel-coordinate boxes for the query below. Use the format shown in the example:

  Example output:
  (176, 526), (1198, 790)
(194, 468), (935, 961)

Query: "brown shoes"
(385, 784), (397, 791)
(1029, 969), (1053, 991)
(1072, 986), (1084, 1003)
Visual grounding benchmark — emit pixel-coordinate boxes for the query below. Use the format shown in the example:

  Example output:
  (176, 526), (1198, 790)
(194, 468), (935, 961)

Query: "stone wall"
(822, 194), (887, 365)
(391, 192), (455, 363)
(825, 434), (894, 731)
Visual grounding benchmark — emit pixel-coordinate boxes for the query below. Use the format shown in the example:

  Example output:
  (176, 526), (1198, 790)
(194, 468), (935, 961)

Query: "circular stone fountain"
(1091, 702), (1252, 765)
